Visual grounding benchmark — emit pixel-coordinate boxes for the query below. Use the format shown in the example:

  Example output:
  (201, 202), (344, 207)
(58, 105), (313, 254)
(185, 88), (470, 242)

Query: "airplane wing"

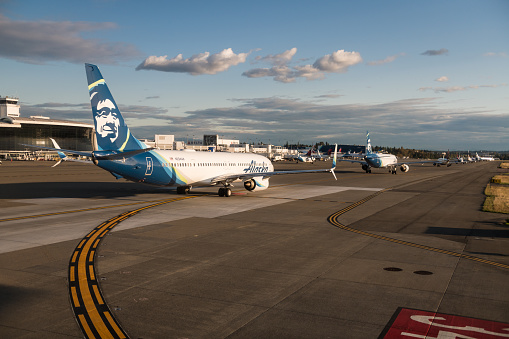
(211, 167), (337, 186)
(211, 144), (339, 185)
(21, 143), (93, 157)
(21, 141), (154, 160)
(394, 160), (436, 166)
(335, 158), (367, 165)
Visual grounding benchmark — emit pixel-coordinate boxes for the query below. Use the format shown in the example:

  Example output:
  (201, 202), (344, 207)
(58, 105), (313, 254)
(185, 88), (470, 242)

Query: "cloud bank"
(24, 94), (508, 150)
(136, 48), (249, 75)
(0, 14), (141, 64)
(419, 83), (507, 93)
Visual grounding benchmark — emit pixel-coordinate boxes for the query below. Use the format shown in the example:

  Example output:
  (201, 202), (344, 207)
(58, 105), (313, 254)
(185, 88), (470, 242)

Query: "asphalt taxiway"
(0, 160), (508, 338)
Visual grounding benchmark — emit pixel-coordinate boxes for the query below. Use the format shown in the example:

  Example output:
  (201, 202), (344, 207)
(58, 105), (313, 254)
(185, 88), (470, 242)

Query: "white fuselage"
(365, 153), (398, 168)
(97, 149), (274, 187)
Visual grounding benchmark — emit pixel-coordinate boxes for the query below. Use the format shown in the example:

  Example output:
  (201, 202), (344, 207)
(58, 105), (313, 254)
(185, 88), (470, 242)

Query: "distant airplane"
(433, 156), (453, 167)
(25, 64), (338, 197)
(336, 131), (431, 174)
(296, 148), (315, 163)
(433, 151), (467, 167)
(476, 152), (495, 161)
(311, 146), (331, 161)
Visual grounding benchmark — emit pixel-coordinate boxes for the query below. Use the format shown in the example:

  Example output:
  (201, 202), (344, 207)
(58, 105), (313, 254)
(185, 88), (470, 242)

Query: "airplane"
(433, 157), (452, 167)
(24, 63), (338, 197)
(432, 151), (466, 167)
(310, 146), (330, 161)
(296, 148), (315, 163)
(336, 132), (431, 174)
(476, 152), (495, 161)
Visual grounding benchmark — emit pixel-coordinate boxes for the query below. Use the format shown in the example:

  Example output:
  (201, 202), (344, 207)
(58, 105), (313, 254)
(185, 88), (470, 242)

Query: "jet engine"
(243, 177), (269, 191)
(400, 164), (410, 172)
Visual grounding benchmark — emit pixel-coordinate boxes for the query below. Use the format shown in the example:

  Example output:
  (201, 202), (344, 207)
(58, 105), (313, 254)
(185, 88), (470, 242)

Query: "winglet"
(330, 144), (338, 180)
(50, 138), (67, 160)
(50, 138), (67, 167)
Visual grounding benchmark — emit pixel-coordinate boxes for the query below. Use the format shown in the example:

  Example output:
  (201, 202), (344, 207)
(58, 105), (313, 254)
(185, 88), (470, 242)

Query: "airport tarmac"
(0, 160), (508, 338)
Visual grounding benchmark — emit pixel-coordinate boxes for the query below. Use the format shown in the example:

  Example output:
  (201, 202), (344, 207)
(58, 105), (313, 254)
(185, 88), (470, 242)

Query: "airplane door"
(145, 156), (153, 176)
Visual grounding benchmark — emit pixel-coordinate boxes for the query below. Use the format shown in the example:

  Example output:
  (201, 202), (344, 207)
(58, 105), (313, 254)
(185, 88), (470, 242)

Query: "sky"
(0, 0), (508, 151)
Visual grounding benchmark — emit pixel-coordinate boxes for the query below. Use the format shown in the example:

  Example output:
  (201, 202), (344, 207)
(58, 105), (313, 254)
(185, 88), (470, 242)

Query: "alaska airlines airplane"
(337, 132), (429, 174)
(26, 64), (337, 197)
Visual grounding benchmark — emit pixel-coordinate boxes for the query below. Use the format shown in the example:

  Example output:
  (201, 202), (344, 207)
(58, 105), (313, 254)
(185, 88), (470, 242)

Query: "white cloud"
(243, 49), (362, 83)
(435, 76), (449, 82)
(136, 48), (250, 75)
(255, 47), (297, 66)
(483, 52), (507, 57)
(312, 50), (363, 72)
(0, 14), (141, 64)
(366, 53), (404, 66)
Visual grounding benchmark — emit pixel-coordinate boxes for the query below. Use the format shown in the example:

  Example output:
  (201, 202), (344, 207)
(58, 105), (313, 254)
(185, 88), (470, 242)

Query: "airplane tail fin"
(85, 64), (145, 152)
(366, 131), (372, 154)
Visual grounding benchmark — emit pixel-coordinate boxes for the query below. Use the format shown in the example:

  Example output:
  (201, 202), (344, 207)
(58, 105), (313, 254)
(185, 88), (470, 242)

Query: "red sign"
(380, 308), (509, 339)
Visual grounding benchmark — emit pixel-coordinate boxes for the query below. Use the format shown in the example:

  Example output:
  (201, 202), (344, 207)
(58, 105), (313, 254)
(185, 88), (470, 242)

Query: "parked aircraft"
(25, 64), (337, 197)
(433, 157), (453, 167)
(336, 132), (430, 174)
(296, 149), (315, 163)
(476, 152), (495, 161)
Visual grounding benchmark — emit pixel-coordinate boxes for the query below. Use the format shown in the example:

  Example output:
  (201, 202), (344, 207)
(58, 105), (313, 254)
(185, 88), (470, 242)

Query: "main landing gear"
(218, 187), (232, 197)
(176, 186), (191, 194)
(361, 164), (372, 173)
(389, 168), (397, 175)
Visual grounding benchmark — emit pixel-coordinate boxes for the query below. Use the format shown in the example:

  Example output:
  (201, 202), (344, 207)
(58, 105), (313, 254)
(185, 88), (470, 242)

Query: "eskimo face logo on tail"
(95, 98), (120, 142)
(243, 160), (269, 174)
(90, 87), (128, 151)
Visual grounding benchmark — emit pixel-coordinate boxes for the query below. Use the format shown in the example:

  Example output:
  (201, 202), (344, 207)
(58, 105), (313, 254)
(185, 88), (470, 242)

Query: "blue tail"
(85, 64), (145, 152)
(366, 131), (372, 154)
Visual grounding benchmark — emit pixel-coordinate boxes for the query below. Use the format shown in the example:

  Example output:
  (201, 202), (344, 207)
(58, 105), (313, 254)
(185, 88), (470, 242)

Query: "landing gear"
(176, 186), (191, 194)
(218, 187), (232, 197)
(362, 164), (371, 173)
(389, 168), (397, 174)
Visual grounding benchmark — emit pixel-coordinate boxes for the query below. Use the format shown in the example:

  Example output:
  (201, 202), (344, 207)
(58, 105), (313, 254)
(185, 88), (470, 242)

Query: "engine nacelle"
(243, 177), (269, 191)
(400, 164), (410, 172)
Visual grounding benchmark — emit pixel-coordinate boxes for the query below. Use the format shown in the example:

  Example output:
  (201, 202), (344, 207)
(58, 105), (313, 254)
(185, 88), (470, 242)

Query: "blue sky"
(1, 0), (508, 150)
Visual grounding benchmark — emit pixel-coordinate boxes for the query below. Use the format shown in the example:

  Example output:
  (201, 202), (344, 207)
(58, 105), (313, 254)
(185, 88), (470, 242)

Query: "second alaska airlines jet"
(337, 132), (429, 174)
(28, 64), (337, 197)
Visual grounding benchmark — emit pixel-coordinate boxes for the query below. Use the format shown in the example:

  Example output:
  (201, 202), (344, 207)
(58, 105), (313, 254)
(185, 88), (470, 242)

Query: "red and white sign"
(381, 308), (509, 339)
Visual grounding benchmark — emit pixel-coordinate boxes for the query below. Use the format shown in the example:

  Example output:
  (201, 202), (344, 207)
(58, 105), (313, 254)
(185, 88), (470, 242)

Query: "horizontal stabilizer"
(94, 148), (155, 160)
(21, 144), (93, 157)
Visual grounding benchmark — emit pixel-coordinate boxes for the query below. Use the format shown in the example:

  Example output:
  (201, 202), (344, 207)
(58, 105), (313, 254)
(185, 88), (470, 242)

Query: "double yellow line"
(327, 190), (509, 270)
(68, 195), (195, 339)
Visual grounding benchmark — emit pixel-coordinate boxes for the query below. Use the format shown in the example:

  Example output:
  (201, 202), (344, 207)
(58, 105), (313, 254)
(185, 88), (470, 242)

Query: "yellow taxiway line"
(68, 195), (196, 339)
(327, 189), (509, 270)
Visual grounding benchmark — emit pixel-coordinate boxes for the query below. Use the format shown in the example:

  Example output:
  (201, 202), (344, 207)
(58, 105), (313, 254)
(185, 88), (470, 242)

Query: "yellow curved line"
(327, 189), (509, 270)
(70, 195), (196, 338)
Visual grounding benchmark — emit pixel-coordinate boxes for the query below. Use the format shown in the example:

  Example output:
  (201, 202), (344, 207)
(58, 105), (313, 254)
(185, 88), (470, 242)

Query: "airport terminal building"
(0, 96), (93, 159)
